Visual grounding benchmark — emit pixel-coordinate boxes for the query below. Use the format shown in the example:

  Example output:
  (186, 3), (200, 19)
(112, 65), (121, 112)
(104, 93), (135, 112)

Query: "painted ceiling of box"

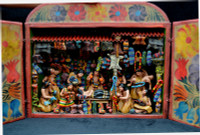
(26, 3), (169, 23)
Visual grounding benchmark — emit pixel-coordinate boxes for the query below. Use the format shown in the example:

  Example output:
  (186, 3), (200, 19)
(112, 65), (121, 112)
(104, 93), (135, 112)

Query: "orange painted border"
(25, 21), (171, 119)
(25, 2), (169, 23)
(169, 19), (199, 128)
(1, 20), (25, 124)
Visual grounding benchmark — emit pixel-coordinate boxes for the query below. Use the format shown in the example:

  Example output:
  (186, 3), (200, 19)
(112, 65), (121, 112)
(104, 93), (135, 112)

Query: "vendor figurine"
(84, 69), (109, 114)
(84, 70), (109, 99)
(38, 65), (61, 112)
(117, 84), (133, 114)
(86, 70), (105, 92)
(131, 83), (153, 114)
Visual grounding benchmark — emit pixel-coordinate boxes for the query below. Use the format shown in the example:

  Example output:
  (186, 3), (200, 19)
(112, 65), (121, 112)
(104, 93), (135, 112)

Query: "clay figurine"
(38, 66), (61, 112)
(54, 83), (75, 113)
(117, 84), (133, 114)
(131, 85), (152, 114)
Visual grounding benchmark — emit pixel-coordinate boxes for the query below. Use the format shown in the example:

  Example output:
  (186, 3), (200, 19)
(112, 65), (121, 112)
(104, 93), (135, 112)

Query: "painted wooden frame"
(2, 20), (25, 124)
(25, 2), (170, 118)
(169, 19), (199, 128)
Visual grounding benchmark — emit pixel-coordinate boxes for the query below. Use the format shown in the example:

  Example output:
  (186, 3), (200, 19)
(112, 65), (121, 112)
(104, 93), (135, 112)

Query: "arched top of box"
(26, 2), (169, 23)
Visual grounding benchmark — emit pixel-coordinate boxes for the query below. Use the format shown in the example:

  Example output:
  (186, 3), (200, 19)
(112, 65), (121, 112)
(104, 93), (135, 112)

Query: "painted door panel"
(170, 19), (199, 128)
(2, 20), (25, 124)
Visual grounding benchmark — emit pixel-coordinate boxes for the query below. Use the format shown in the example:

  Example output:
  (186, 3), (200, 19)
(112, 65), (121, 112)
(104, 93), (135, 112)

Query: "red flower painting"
(68, 5), (86, 21)
(4, 59), (20, 83)
(175, 58), (189, 81)
(109, 4), (128, 21)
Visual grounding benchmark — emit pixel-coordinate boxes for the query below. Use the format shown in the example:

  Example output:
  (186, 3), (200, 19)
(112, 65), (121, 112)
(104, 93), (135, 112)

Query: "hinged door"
(1, 20), (25, 124)
(170, 19), (199, 127)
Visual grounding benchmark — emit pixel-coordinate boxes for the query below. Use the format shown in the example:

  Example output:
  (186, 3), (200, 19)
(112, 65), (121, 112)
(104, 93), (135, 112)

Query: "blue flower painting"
(128, 5), (147, 22)
(10, 99), (22, 118)
(174, 101), (189, 120)
(188, 54), (199, 91)
(50, 5), (67, 22)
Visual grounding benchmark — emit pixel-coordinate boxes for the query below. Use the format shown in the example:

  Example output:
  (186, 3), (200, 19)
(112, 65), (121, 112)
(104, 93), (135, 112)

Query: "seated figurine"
(39, 82), (58, 112)
(131, 84), (152, 114)
(117, 84), (133, 114)
(38, 66), (61, 112)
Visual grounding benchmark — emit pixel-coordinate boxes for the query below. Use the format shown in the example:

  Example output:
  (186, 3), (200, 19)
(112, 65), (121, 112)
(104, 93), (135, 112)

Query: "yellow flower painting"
(87, 4), (107, 21)
(2, 24), (21, 63)
(175, 23), (199, 58)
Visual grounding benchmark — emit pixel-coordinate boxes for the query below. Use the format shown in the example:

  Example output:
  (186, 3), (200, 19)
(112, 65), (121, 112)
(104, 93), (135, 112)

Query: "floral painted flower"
(68, 5), (86, 21)
(88, 5), (107, 21)
(50, 5), (67, 22)
(128, 5), (147, 22)
(174, 101), (189, 120)
(2, 25), (20, 63)
(188, 54), (199, 90)
(174, 81), (188, 101)
(109, 4), (127, 21)
(175, 23), (199, 58)
(175, 58), (189, 81)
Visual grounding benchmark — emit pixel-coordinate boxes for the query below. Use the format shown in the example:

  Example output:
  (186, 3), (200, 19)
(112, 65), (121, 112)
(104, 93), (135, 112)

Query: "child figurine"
(117, 84), (133, 114)
(131, 84), (152, 114)
(38, 66), (61, 112)
(54, 83), (75, 113)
